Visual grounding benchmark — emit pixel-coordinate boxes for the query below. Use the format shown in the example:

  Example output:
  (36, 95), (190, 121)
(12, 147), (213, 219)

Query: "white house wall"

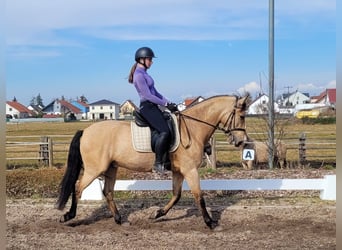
(89, 105), (120, 120)
(6, 104), (20, 118)
(248, 95), (279, 115)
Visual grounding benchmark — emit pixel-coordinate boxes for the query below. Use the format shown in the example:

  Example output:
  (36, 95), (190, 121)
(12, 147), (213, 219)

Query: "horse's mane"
(182, 94), (240, 111)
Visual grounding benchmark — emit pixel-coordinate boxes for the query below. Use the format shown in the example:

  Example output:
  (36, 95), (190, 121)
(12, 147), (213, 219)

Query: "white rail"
(81, 175), (336, 201)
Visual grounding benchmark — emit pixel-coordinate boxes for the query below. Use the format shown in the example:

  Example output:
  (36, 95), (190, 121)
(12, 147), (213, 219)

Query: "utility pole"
(284, 86), (292, 95)
(268, 0), (275, 169)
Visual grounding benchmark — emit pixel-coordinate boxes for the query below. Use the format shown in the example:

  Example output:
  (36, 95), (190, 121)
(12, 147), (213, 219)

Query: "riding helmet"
(135, 47), (156, 62)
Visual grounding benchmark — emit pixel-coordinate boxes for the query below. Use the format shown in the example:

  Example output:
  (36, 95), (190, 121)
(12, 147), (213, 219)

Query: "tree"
(29, 94), (44, 107)
(79, 95), (88, 103)
(30, 96), (36, 106)
(36, 93), (44, 107)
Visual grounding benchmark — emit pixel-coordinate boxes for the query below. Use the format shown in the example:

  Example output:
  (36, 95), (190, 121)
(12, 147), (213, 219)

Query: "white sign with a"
(242, 149), (255, 160)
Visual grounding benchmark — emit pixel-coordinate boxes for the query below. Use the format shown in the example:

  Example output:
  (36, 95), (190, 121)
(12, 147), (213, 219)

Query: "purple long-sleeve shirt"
(133, 66), (169, 106)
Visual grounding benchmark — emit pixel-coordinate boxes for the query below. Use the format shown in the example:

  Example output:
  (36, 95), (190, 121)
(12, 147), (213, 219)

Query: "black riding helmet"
(135, 47), (156, 62)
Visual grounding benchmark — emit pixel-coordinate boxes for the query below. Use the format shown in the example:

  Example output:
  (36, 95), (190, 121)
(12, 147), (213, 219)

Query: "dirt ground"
(6, 168), (336, 249)
(6, 193), (335, 250)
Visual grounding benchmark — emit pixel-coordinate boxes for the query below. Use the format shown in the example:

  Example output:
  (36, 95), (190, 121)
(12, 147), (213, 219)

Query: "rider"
(128, 47), (178, 173)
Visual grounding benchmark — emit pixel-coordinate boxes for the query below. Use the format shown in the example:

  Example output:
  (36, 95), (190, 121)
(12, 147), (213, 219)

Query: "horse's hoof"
(150, 208), (165, 219)
(59, 215), (65, 223)
(205, 220), (218, 229)
(114, 214), (122, 225)
(59, 214), (69, 223)
(60, 212), (74, 223)
(207, 220), (219, 230)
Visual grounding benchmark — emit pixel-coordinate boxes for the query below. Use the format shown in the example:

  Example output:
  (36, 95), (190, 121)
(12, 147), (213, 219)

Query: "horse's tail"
(56, 130), (83, 210)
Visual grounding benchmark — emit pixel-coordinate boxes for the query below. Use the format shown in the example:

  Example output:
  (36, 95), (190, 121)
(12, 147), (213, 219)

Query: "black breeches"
(140, 101), (170, 134)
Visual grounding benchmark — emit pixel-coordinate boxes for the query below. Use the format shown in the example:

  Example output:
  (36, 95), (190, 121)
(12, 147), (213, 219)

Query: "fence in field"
(6, 130), (336, 168)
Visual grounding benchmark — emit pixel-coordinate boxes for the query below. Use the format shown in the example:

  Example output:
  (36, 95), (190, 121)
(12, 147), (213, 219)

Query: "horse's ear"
(239, 93), (251, 109)
(244, 94), (252, 107)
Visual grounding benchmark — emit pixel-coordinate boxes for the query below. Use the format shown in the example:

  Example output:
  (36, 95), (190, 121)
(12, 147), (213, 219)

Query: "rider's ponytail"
(128, 63), (137, 84)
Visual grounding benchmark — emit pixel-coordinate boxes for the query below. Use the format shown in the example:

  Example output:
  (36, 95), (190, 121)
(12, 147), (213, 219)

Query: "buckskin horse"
(56, 94), (249, 229)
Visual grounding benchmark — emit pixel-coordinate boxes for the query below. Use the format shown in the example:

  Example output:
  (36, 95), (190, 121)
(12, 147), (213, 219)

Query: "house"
(294, 88), (336, 116)
(71, 100), (90, 120)
(119, 100), (138, 119)
(27, 104), (44, 117)
(247, 94), (279, 115)
(6, 99), (33, 119)
(278, 90), (310, 107)
(42, 99), (82, 120)
(88, 99), (121, 120)
(315, 88), (336, 107)
(178, 96), (205, 111)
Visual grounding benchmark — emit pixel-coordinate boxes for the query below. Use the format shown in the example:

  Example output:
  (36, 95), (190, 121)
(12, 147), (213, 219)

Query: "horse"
(239, 137), (287, 169)
(56, 94), (249, 229)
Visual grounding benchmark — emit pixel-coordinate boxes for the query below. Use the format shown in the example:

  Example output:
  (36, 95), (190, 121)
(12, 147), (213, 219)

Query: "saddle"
(131, 110), (179, 153)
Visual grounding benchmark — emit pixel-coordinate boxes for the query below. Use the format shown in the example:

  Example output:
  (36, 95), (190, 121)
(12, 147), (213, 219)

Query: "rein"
(177, 106), (245, 149)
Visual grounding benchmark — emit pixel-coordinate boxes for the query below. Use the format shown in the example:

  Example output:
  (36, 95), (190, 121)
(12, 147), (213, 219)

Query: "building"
(27, 104), (44, 117)
(42, 99), (82, 120)
(315, 88), (336, 107)
(119, 100), (138, 119)
(178, 96), (205, 111)
(278, 90), (310, 107)
(247, 94), (279, 115)
(71, 100), (90, 120)
(88, 99), (121, 120)
(6, 99), (33, 119)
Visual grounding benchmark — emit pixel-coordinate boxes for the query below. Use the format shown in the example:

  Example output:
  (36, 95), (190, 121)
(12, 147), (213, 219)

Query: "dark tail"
(56, 130), (84, 210)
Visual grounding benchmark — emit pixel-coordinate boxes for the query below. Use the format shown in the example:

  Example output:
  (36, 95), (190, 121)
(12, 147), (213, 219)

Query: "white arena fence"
(81, 175), (336, 201)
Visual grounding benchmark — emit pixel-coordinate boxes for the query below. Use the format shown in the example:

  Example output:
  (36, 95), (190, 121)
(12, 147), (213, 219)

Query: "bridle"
(177, 104), (246, 149)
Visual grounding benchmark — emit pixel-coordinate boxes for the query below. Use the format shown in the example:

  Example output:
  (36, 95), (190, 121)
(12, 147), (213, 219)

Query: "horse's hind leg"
(103, 164), (121, 224)
(60, 171), (98, 222)
(154, 171), (184, 219)
(60, 190), (78, 222)
(184, 169), (217, 229)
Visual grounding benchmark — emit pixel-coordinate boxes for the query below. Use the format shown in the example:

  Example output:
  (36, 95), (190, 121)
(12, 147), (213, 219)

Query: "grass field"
(6, 116), (336, 168)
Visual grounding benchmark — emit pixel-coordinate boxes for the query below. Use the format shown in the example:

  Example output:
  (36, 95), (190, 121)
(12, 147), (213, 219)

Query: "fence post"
(40, 136), (53, 167)
(299, 133), (306, 166)
(48, 137), (53, 167)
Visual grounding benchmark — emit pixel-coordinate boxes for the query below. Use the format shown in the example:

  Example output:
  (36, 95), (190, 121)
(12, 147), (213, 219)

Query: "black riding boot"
(153, 132), (170, 173)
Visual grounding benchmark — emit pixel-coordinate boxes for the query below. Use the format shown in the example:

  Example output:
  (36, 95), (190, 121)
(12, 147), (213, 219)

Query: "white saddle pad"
(131, 113), (180, 153)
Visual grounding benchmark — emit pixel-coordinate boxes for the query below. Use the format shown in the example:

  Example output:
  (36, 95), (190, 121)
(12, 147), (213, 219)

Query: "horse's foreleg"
(154, 171), (184, 219)
(103, 164), (121, 224)
(184, 169), (218, 229)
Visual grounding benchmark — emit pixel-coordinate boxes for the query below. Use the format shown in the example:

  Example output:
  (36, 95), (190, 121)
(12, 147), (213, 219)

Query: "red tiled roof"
(59, 100), (81, 114)
(316, 88), (336, 103)
(6, 101), (33, 115)
(326, 89), (336, 103)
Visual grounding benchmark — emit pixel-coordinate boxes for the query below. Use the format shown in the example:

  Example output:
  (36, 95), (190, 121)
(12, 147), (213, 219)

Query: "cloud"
(237, 81), (261, 96)
(326, 80), (336, 88)
(295, 80), (336, 95)
(6, 0), (335, 47)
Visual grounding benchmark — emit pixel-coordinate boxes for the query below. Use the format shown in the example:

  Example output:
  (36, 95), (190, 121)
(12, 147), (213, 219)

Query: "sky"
(5, 0), (336, 106)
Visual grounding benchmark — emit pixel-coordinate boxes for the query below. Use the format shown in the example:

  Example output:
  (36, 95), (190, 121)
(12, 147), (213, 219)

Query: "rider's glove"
(166, 102), (178, 113)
